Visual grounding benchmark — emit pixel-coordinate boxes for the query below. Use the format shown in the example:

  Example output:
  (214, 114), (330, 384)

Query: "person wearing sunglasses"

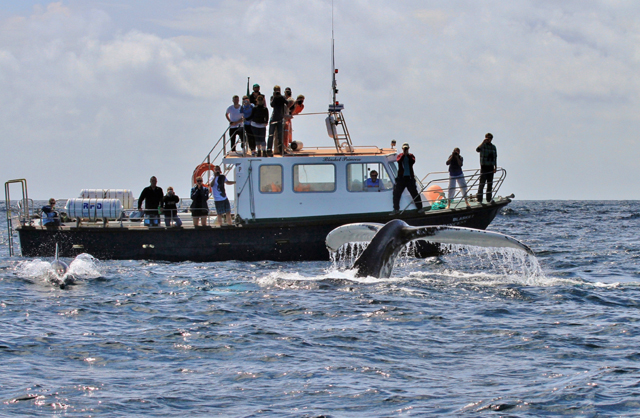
(42, 198), (61, 228)
(190, 176), (210, 227)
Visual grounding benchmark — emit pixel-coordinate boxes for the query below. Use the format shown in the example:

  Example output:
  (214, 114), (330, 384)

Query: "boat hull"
(17, 200), (509, 262)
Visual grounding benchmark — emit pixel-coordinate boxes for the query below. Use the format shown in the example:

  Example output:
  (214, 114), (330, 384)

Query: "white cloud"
(1, 1), (640, 200)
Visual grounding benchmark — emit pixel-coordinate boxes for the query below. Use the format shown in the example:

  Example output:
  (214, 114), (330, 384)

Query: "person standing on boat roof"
(283, 87), (295, 151)
(392, 143), (423, 213)
(251, 95), (269, 157)
(162, 187), (182, 227)
(268, 85), (288, 156)
(138, 176), (163, 227)
(226, 95), (244, 153)
(285, 94), (305, 151)
(42, 198), (61, 228)
(249, 83), (262, 105)
(240, 95), (254, 155)
(446, 148), (470, 209)
(476, 133), (498, 204)
(212, 166), (236, 227)
(190, 176), (210, 227)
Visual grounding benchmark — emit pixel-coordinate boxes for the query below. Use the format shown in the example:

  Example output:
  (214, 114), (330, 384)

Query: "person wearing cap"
(138, 176), (164, 226)
(42, 198), (61, 227)
(268, 85), (288, 156)
(392, 143), (423, 212)
(162, 186), (182, 227)
(476, 133), (498, 203)
(249, 83), (262, 105)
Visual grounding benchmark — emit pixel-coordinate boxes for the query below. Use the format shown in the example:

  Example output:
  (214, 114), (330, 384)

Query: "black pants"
(267, 119), (284, 154)
(229, 126), (243, 151)
(477, 165), (494, 203)
(244, 125), (255, 151)
(393, 177), (423, 211)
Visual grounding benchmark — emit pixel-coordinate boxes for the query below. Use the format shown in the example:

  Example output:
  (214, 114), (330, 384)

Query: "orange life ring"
(192, 163), (216, 188)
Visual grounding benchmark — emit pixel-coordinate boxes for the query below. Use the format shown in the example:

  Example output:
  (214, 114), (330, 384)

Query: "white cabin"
(223, 146), (422, 221)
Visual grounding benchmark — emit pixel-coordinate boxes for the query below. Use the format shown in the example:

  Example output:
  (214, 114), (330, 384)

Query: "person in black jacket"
(250, 95), (269, 157)
(392, 143), (423, 213)
(138, 176), (163, 226)
(190, 176), (210, 227)
(162, 187), (182, 227)
(268, 85), (288, 156)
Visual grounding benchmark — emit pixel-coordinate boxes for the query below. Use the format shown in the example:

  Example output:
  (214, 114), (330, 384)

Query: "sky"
(1, 0), (638, 200)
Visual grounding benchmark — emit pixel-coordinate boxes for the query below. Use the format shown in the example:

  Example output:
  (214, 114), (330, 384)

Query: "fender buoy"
(192, 163), (216, 188)
(423, 184), (445, 204)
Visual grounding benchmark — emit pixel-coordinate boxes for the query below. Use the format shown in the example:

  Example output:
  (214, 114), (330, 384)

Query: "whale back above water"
(326, 219), (534, 278)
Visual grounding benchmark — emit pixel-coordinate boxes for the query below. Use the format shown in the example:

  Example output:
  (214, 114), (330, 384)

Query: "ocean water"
(1, 200), (639, 417)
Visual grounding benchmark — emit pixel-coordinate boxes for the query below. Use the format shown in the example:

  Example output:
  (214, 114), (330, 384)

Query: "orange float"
(423, 184), (445, 204)
(192, 163), (216, 188)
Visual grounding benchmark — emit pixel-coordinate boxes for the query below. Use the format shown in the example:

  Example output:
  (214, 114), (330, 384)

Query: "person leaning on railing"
(138, 176), (164, 227)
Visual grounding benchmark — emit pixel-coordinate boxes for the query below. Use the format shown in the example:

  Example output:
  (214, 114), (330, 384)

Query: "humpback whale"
(326, 219), (533, 278)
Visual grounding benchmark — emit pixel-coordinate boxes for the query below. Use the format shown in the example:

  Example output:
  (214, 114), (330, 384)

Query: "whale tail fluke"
(326, 220), (534, 278)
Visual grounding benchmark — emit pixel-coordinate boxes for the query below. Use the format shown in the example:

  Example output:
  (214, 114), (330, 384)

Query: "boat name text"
(322, 157), (362, 162)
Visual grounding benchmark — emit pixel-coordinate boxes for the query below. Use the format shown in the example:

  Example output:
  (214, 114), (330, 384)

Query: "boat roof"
(223, 146), (397, 159)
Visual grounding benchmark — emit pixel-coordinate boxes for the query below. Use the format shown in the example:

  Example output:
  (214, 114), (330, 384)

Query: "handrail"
(399, 168), (507, 213)
(4, 179), (32, 256)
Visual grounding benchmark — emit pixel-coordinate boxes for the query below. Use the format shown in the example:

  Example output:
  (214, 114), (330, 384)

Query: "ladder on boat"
(4, 179), (32, 257)
(326, 105), (354, 154)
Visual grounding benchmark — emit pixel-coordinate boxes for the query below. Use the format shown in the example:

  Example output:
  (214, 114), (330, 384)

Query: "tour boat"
(5, 61), (513, 262)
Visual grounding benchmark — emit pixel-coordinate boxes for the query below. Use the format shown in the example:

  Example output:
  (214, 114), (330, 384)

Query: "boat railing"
(4, 179), (33, 256)
(398, 168), (507, 212)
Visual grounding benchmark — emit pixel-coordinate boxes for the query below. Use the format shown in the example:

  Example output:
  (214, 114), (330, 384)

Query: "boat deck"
(19, 199), (500, 231)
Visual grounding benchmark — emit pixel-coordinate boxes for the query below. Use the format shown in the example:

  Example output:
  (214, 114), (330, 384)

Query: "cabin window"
(293, 164), (335, 192)
(259, 165), (283, 193)
(347, 163), (394, 192)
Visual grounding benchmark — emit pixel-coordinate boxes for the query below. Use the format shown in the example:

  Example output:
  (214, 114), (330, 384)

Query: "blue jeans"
(144, 213), (160, 226)
(164, 213), (182, 227)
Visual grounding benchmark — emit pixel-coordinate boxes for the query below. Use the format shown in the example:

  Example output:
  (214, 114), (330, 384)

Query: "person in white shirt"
(225, 95), (243, 152)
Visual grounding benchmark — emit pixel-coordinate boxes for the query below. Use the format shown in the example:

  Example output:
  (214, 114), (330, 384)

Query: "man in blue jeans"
(138, 176), (163, 226)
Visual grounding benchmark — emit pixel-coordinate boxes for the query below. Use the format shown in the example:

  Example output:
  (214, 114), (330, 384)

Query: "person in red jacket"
(392, 143), (423, 213)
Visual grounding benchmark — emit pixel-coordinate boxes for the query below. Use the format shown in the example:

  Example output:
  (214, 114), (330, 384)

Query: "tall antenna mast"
(331, 0), (337, 106)
(326, 0), (352, 153)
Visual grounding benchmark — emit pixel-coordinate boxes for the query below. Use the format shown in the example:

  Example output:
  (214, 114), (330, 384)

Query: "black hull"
(17, 201), (509, 262)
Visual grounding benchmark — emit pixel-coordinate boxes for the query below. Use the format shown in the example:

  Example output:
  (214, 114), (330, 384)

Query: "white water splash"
(15, 253), (102, 286)
(327, 242), (548, 286)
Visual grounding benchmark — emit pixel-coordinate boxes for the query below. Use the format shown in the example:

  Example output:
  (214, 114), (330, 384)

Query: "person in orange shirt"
(284, 94), (305, 151)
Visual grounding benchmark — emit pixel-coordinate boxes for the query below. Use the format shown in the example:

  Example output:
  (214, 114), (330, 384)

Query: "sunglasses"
(197, 180), (203, 183)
